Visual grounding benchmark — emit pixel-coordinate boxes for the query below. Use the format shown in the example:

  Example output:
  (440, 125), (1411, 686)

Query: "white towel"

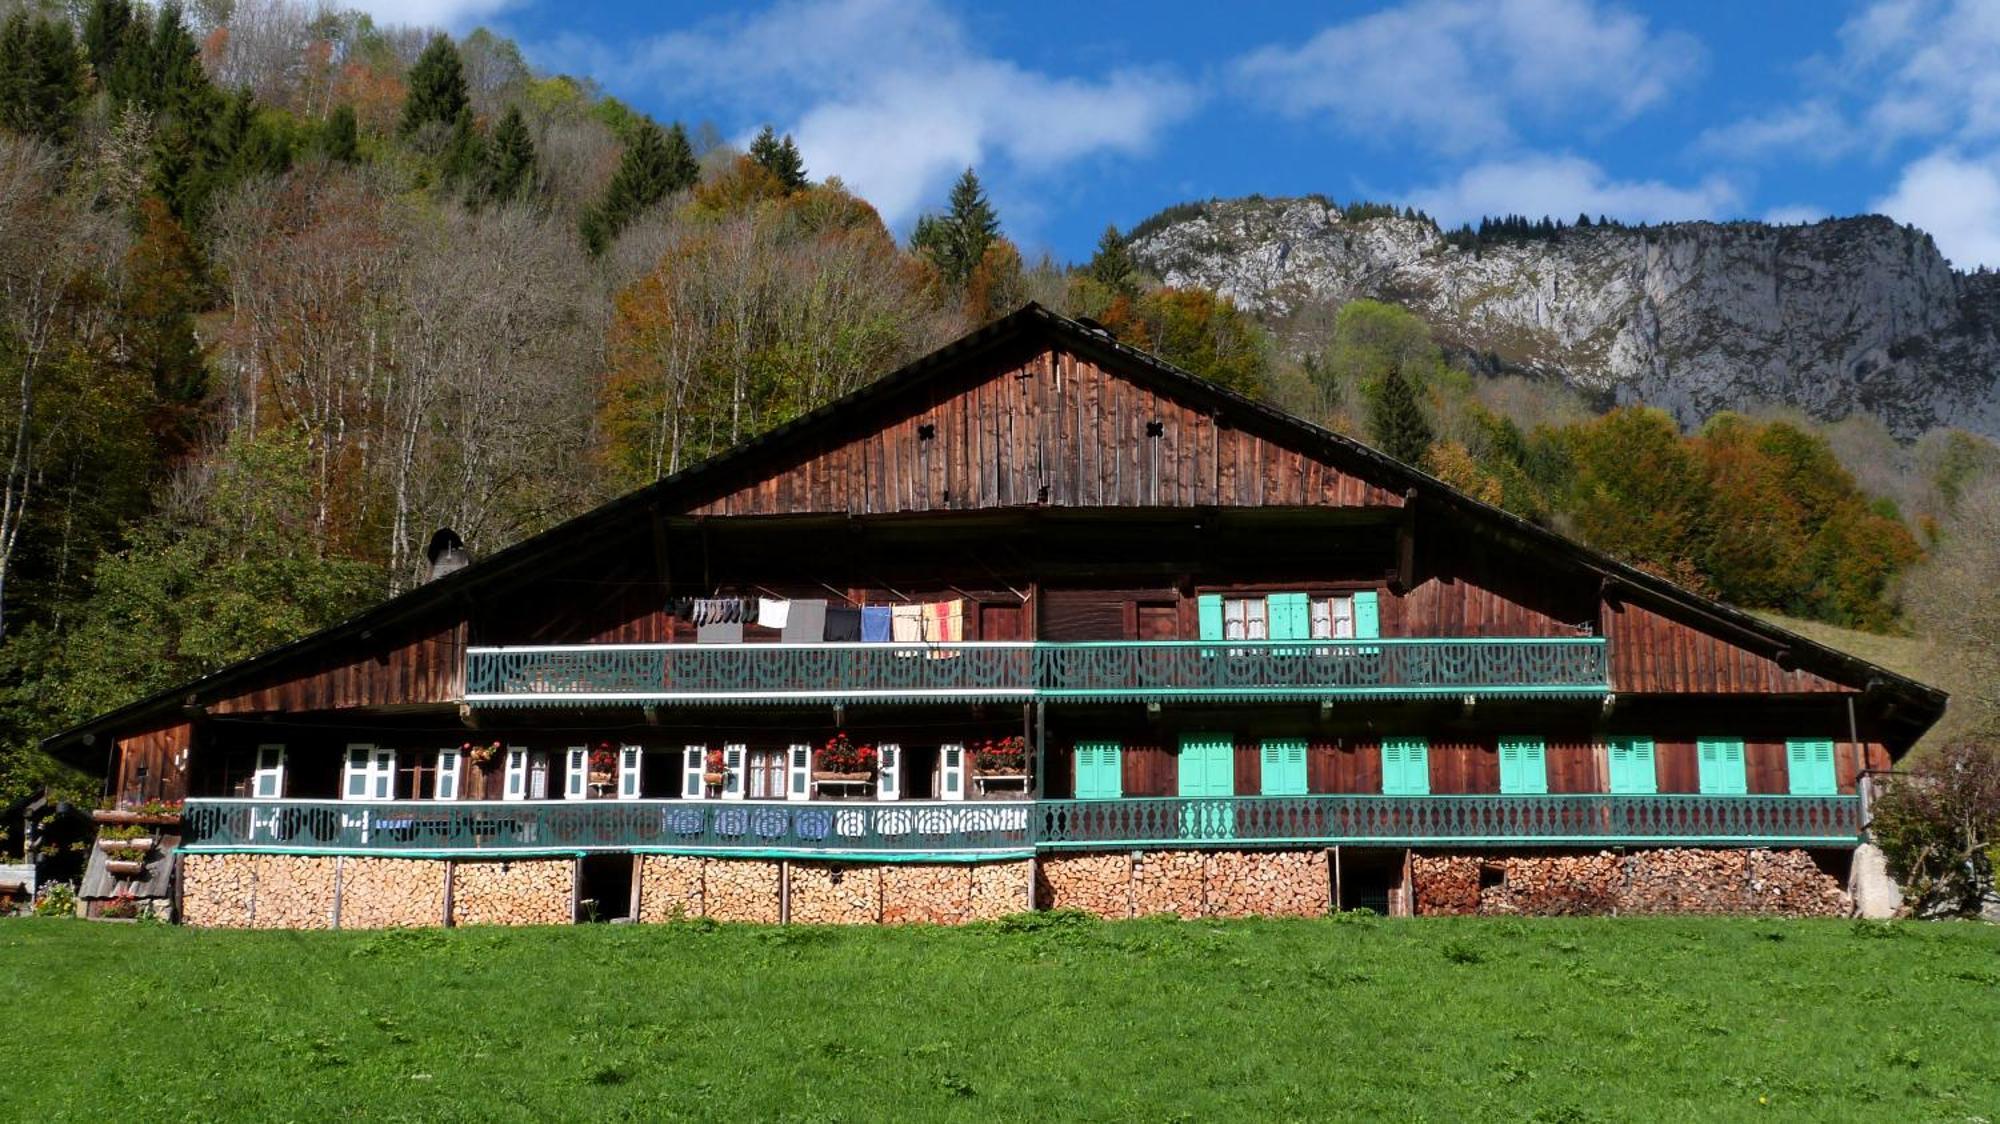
(758, 598), (790, 629)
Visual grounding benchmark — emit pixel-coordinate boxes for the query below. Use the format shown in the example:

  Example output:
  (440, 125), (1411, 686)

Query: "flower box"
(104, 859), (148, 878)
(813, 771), (874, 783)
(93, 809), (182, 827)
(97, 836), (156, 853)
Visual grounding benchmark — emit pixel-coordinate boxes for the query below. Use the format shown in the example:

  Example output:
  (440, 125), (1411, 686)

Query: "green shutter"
(1352, 591), (1380, 639)
(1787, 738), (1837, 795)
(1608, 737), (1657, 794)
(1499, 737), (1546, 794)
(1197, 595), (1224, 641)
(1382, 737), (1428, 795)
(1260, 739), (1307, 795)
(1179, 735), (1234, 797)
(1268, 592), (1310, 644)
(1697, 738), (1746, 795)
(1076, 741), (1122, 800)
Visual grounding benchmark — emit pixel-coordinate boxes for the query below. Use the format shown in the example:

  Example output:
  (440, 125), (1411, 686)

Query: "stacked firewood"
(451, 859), (574, 926)
(1413, 848), (1852, 917)
(881, 865), (968, 924)
(789, 863), (882, 924)
(338, 858), (445, 928)
(1133, 851), (1207, 918)
(636, 855), (704, 921)
(181, 854), (339, 928)
(1745, 849), (1852, 915)
(968, 861), (1031, 920)
(1036, 852), (1131, 917)
(1205, 851), (1331, 918)
(702, 858), (781, 922)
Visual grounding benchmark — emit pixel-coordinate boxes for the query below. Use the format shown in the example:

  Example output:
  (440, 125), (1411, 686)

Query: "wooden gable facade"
(52, 304), (1944, 810)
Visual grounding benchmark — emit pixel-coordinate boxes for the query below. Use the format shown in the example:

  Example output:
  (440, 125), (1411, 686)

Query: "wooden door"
(979, 602), (1024, 641)
(1136, 602), (1178, 640)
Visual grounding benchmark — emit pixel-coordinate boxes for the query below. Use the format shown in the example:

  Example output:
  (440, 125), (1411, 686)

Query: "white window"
(786, 744), (812, 801)
(940, 743), (966, 801)
(436, 749), (463, 801)
(877, 743), (902, 801)
(251, 744), (286, 800)
(618, 745), (643, 801)
(720, 744), (747, 801)
(528, 751), (551, 799)
(504, 748), (528, 801)
(745, 748), (786, 800)
(343, 745), (397, 802)
(564, 747), (588, 801)
(1311, 595), (1356, 640)
(1223, 597), (1267, 641)
(682, 745), (706, 800)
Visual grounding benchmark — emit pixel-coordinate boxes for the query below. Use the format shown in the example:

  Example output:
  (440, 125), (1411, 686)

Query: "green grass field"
(4, 914), (1998, 1121)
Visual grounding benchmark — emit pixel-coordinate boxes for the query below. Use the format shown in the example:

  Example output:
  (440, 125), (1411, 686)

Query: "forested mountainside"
(1129, 197), (2000, 440)
(0, 1), (1994, 805)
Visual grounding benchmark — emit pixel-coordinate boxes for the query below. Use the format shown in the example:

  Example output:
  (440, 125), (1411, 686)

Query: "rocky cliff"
(1128, 197), (2000, 437)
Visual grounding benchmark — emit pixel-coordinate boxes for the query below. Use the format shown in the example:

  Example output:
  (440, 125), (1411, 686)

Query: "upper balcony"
(462, 638), (1611, 708)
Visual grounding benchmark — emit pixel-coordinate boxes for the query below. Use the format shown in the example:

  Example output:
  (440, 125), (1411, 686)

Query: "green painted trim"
(179, 845), (1035, 863)
(1034, 836), (1860, 849)
(1039, 638), (1607, 648)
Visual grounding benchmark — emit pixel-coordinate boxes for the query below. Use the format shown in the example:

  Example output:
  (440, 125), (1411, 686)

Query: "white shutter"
(564, 747), (587, 801)
(940, 743), (965, 801)
(682, 745), (706, 800)
(436, 749), (462, 801)
(786, 744), (812, 801)
(372, 749), (397, 801)
(504, 749), (527, 801)
(252, 744), (286, 800)
(344, 745), (371, 799)
(877, 743), (901, 801)
(619, 745), (642, 801)
(721, 744), (746, 801)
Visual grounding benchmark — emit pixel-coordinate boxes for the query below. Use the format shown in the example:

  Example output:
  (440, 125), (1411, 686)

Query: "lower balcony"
(180, 799), (1037, 860)
(181, 792), (1861, 857)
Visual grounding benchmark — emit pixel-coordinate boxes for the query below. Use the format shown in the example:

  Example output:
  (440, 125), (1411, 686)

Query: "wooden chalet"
(44, 305), (1945, 925)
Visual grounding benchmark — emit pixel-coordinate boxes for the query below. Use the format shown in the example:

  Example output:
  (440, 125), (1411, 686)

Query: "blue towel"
(861, 605), (891, 642)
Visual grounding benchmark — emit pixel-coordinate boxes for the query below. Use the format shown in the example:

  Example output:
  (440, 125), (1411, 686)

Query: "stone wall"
(1037, 850), (1332, 919)
(451, 859), (574, 926)
(633, 856), (1032, 924)
(1411, 848), (1852, 917)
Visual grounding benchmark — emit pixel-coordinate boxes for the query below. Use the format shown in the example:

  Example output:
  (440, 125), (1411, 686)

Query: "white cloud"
(342, 0), (520, 30)
(1407, 154), (1740, 225)
(1694, 101), (1853, 161)
(542, 0), (1197, 228)
(1233, 0), (1701, 154)
(1761, 204), (1828, 226)
(1871, 150), (2000, 268)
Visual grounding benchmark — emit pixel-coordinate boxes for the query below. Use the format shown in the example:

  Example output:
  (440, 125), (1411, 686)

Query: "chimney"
(425, 528), (471, 582)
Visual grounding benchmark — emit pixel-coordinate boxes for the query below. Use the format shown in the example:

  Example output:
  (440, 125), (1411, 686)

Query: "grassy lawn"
(4, 914), (1998, 1122)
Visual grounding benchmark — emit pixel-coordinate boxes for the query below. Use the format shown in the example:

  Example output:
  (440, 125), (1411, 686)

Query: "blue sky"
(364, 0), (2000, 269)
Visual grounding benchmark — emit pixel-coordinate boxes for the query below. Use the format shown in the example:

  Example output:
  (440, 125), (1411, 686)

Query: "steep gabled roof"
(44, 303), (1946, 757)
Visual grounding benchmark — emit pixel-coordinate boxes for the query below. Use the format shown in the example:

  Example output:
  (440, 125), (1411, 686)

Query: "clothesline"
(667, 595), (967, 645)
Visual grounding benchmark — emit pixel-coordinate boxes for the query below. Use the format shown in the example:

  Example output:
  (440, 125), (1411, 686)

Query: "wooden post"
(629, 855), (644, 921)
(571, 856), (583, 924)
(1328, 846), (1340, 914)
(442, 859), (456, 927)
(1032, 701), (1047, 799)
(778, 859), (791, 924)
(328, 854), (342, 929)
(1025, 854), (1038, 912)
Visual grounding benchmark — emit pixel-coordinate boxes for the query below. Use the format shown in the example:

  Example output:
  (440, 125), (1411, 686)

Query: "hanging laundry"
(891, 604), (923, 643)
(825, 606), (862, 642)
(943, 598), (965, 643)
(782, 599), (828, 643)
(920, 601), (943, 642)
(861, 604), (892, 642)
(696, 621), (743, 644)
(757, 598), (791, 629)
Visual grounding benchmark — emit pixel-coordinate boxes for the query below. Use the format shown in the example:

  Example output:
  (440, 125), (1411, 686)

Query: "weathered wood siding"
(114, 721), (192, 804)
(1605, 601), (1847, 695)
(688, 348), (1406, 517)
(207, 618), (466, 715)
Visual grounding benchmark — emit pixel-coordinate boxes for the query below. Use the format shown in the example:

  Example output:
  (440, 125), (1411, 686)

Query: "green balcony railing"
(180, 791), (1860, 858)
(1036, 794), (1862, 848)
(463, 638), (1609, 707)
(181, 798), (1037, 859)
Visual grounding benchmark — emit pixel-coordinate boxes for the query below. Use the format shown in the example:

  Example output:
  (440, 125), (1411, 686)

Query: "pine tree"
(748, 124), (807, 190)
(0, 12), (85, 144)
(480, 104), (536, 203)
(439, 106), (485, 187)
(582, 119), (696, 253)
(912, 167), (1000, 291)
(1369, 364), (1434, 466)
(318, 104), (359, 163)
(82, 0), (134, 79)
(1085, 224), (1138, 297)
(400, 33), (469, 138)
